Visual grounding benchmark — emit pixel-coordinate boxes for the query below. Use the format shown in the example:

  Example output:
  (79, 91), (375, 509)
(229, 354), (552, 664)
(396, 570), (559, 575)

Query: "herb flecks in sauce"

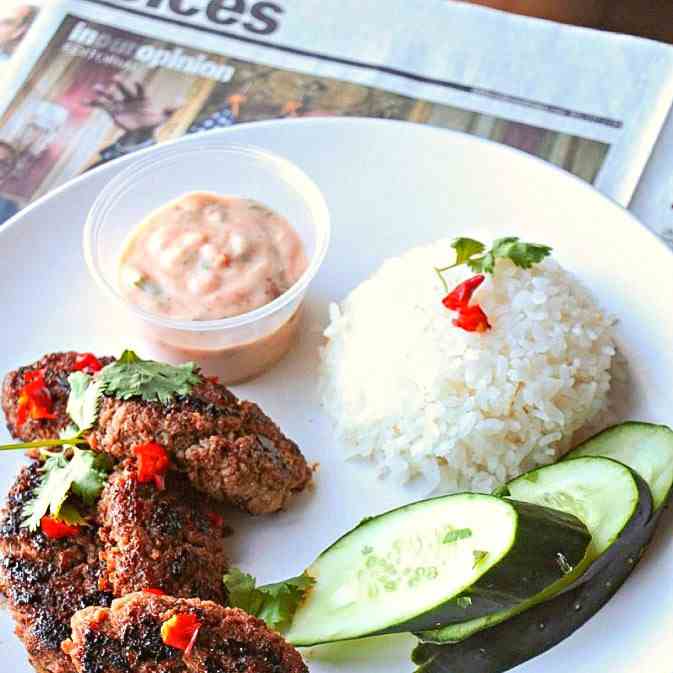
(118, 192), (308, 321)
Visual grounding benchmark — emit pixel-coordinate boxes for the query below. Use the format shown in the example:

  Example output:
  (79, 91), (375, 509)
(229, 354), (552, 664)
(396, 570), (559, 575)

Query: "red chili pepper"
(207, 511), (225, 529)
(16, 369), (57, 427)
(205, 375), (219, 384)
(453, 304), (491, 333)
(442, 274), (492, 333)
(133, 442), (170, 490)
(73, 353), (103, 373)
(40, 516), (80, 539)
(442, 274), (485, 310)
(144, 587), (166, 596)
(161, 613), (202, 653)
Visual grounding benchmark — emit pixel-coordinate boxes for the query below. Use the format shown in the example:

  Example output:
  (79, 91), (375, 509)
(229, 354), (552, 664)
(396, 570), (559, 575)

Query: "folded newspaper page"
(2, 0), (673, 244)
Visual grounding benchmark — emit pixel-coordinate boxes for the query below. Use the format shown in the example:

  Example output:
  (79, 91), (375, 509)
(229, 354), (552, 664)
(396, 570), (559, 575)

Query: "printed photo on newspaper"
(0, 14), (608, 225)
(1, 0), (673, 241)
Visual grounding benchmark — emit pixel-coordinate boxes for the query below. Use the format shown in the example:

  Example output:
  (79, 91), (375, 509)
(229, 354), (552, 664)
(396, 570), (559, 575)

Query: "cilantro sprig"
(21, 447), (112, 531)
(435, 236), (552, 291)
(223, 568), (315, 632)
(0, 349), (203, 530)
(98, 350), (201, 404)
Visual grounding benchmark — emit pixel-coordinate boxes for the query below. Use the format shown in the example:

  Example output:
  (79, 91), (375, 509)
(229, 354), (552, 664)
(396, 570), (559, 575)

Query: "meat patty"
(97, 460), (229, 602)
(63, 592), (308, 673)
(3, 353), (312, 515)
(1, 462), (233, 672)
(2, 352), (114, 442)
(89, 379), (312, 514)
(0, 465), (112, 673)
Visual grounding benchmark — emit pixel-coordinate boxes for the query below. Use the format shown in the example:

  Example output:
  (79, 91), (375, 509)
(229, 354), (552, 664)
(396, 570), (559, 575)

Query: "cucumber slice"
(418, 457), (647, 644)
(413, 476), (657, 673)
(286, 493), (590, 646)
(565, 421), (673, 510)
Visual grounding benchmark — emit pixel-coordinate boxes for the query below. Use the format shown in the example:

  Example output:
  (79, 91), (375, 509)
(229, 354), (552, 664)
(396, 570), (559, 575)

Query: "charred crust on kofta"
(97, 460), (229, 602)
(0, 465), (111, 673)
(63, 592), (308, 673)
(0, 461), (232, 673)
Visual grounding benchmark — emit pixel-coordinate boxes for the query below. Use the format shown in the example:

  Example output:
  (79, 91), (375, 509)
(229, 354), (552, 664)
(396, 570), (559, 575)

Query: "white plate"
(1, 118), (672, 673)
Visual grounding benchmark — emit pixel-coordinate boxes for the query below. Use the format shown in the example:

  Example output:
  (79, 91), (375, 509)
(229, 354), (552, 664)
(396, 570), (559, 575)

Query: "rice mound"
(320, 239), (616, 495)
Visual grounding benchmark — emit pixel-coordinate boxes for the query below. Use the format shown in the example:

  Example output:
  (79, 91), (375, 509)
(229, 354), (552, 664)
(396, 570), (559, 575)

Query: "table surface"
(464, 0), (673, 43)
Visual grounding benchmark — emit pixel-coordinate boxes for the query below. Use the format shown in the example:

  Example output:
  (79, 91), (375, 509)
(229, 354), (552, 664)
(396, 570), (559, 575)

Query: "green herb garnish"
(98, 350), (201, 404)
(472, 550), (489, 569)
(66, 372), (103, 432)
(443, 528), (473, 544)
(223, 568), (315, 632)
(435, 236), (552, 291)
(21, 448), (112, 531)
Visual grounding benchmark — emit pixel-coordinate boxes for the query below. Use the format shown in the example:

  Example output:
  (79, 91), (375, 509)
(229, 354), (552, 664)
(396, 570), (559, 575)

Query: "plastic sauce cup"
(84, 142), (330, 384)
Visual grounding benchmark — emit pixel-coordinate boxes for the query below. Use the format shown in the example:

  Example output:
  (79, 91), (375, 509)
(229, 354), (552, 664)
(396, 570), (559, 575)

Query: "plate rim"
(3, 117), (671, 266)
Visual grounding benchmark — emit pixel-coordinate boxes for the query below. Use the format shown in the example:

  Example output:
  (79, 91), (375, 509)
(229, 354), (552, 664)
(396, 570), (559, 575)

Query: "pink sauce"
(119, 192), (308, 321)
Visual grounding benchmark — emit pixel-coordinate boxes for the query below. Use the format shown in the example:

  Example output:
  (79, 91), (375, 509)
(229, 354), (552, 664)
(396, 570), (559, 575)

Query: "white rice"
(319, 239), (616, 495)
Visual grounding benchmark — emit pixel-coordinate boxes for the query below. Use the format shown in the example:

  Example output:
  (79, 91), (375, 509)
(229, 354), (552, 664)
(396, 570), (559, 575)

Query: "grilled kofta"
(0, 464), (112, 673)
(3, 352), (312, 515)
(63, 592), (308, 673)
(2, 352), (113, 442)
(97, 460), (229, 602)
(0, 462), (232, 673)
(90, 380), (312, 514)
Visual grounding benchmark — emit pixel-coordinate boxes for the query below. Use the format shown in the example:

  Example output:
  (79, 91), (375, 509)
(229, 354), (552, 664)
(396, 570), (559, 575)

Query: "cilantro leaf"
(451, 238), (485, 267)
(490, 237), (552, 270)
(466, 237), (552, 273)
(68, 450), (112, 504)
(223, 568), (315, 632)
(66, 372), (103, 432)
(256, 574), (316, 632)
(21, 452), (71, 531)
(443, 528), (473, 544)
(467, 252), (496, 274)
(21, 448), (112, 531)
(223, 568), (265, 616)
(58, 503), (88, 526)
(98, 350), (202, 404)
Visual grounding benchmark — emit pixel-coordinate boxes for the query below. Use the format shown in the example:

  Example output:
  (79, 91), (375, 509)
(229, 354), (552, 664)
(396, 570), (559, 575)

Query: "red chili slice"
(161, 613), (202, 653)
(73, 353), (103, 373)
(207, 511), (225, 529)
(16, 369), (57, 427)
(442, 274), (485, 310)
(453, 304), (491, 333)
(442, 274), (492, 333)
(133, 442), (170, 489)
(144, 587), (166, 596)
(40, 515), (80, 539)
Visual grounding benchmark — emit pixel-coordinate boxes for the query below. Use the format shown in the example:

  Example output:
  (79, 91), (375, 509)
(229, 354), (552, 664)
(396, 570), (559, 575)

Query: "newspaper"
(2, 0), (673, 245)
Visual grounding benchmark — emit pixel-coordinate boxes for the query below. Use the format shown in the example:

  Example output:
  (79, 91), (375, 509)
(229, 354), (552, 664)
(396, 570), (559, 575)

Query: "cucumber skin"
(288, 495), (591, 644)
(417, 467), (650, 645)
(412, 472), (658, 673)
(419, 500), (591, 628)
(564, 421), (673, 510)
